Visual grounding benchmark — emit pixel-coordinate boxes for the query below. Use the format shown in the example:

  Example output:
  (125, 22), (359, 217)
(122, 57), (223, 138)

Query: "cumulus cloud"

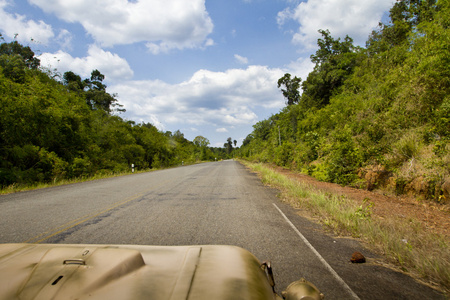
(277, 0), (393, 50)
(234, 54), (248, 65)
(29, 0), (214, 52)
(109, 65), (285, 130)
(204, 38), (214, 47)
(38, 45), (133, 82)
(285, 57), (315, 82)
(55, 29), (72, 50)
(0, 0), (54, 44)
(216, 128), (228, 133)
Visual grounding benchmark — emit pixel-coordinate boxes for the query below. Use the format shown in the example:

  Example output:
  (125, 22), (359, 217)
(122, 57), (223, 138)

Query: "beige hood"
(0, 244), (278, 300)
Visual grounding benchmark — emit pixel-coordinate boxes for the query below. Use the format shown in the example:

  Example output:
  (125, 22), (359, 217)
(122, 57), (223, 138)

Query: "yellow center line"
(22, 213), (93, 243)
(24, 193), (144, 244)
(23, 176), (180, 244)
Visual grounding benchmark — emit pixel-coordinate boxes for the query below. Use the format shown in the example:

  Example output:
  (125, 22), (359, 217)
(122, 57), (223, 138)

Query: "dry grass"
(243, 161), (450, 294)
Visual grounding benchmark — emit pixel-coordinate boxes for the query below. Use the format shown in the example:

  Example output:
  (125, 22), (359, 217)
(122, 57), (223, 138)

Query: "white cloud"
(234, 54), (249, 65)
(109, 65), (286, 130)
(285, 57), (315, 82)
(278, 0), (394, 50)
(29, 0), (214, 52)
(0, 0), (54, 44)
(216, 128), (228, 133)
(204, 38), (214, 47)
(55, 29), (72, 50)
(38, 45), (133, 82)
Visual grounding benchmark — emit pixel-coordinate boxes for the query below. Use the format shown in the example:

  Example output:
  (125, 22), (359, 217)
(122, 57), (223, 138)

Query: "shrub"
(390, 131), (422, 166)
(326, 126), (364, 185)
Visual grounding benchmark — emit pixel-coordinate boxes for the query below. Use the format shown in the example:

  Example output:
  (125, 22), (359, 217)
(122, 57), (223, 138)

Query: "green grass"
(242, 161), (449, 294)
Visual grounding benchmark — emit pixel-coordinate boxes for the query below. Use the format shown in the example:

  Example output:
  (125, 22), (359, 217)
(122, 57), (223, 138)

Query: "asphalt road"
(0, 160), (444, 299)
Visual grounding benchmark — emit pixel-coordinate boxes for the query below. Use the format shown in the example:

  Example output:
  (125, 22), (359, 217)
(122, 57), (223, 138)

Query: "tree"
(0, 38), (40, 69)
(233, 140), (237, 147)
(0, 54), (26, 83)
(277, 73), (301, 106)
(173, 130), (187, 143)
(366, 0), (438, 53)
(89, 69), (105, 88)
(193, 136), (211, 161)
(84, 69), (125, 114)
(242, 134), (253, 146)
(63, 71), (85, 92)
(63, 69), (125, 114)
(301, 30), (360, 108)
(0, 36), (41, 84)
(193, 136), (210, 148)
(253, 119), (271, 141)
(310, 30), (355, 63)
(225, 137), (233, 154)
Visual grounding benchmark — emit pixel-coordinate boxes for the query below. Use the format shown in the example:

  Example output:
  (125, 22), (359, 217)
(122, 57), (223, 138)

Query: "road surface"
(0, 160), (444, 299)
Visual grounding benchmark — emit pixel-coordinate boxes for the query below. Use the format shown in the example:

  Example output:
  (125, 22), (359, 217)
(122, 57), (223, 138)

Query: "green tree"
(277, 73), (301, 106)
(301, 30), (360, 108)
(193, 136), (211, 161)
(84, 69), (125, 114)
(193, 136), (210, 148)
(0, 38), (40, 69)
(367, 0), (438, 53)
(63, 69), (125, 114)
(242, 134), (253, 146)
(224, 137), (233, 155)
(253, 119), (271, 141)
(0, 54), (26, 83)
(63, 71), (85, 92)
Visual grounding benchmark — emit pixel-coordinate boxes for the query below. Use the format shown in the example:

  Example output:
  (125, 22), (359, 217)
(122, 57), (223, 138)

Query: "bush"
(307, 162), (330, 182)
(70, 157), (92, 178)
(274, 141), (294, 167)
(326, 126), (364, 185)
(390, 131), (422, 166)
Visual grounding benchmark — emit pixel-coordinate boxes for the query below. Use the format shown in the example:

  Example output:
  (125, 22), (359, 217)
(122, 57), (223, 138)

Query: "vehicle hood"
(0, 243), (276, 300)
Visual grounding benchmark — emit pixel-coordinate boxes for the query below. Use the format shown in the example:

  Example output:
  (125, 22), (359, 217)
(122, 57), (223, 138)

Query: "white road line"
(273, 203), (360, 300)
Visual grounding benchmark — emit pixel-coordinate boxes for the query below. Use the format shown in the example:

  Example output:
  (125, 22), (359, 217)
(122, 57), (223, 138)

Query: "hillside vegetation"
(240, 0), (449, 202)
(0, 39), (226, 189)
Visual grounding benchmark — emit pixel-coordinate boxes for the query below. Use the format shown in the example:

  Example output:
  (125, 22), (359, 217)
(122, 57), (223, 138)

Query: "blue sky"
(0, 0), (394, 147)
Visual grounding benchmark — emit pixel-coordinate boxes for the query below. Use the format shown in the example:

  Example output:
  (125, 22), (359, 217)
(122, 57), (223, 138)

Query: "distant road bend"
(0, 160), (444, 299)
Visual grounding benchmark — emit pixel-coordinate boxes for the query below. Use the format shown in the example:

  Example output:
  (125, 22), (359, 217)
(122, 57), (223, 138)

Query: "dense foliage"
(240, 0), (449, 201)
(0, 38), (226, 188)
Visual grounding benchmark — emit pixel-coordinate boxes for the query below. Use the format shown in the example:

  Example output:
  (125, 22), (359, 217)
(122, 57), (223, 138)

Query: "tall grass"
(243, 161), (449, 293)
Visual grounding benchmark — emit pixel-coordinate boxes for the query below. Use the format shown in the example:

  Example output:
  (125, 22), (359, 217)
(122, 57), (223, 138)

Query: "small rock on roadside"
(351, 251), (366, 263)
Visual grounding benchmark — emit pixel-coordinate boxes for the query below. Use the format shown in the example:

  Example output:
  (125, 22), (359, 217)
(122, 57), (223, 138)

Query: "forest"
(240, 0), (449, 202)
(0, 39), (228, 188)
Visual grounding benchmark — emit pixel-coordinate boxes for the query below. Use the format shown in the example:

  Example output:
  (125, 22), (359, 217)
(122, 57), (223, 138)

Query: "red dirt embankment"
(271, 165), (450, 238)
